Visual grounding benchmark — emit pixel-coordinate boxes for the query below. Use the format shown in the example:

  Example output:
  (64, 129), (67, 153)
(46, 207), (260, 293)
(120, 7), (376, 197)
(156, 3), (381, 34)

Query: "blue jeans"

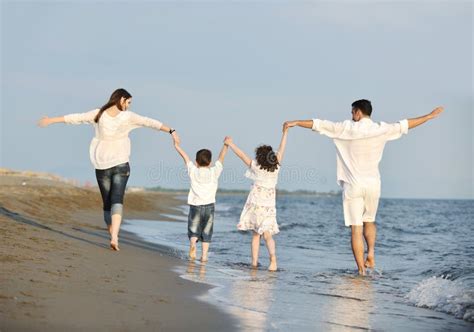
(95, 162), (130, 226)
(188, 203), (215, 242)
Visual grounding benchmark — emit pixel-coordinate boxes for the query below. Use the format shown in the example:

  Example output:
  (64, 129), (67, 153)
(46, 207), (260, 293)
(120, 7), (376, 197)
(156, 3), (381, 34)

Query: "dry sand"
(0, 170), (237, 331)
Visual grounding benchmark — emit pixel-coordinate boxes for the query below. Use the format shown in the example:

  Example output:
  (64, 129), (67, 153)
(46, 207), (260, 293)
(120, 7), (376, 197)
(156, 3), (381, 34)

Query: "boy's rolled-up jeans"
(95, 162), (130, 226)
(188, 203), (215, 242)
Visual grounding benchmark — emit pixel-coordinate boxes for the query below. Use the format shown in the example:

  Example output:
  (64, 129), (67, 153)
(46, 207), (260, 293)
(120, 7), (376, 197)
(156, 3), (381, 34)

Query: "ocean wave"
(406, 276), (474, 322)
(383, 225), (430, 236)
(278, 222), (313, 231)
(215, 203), (235, 212)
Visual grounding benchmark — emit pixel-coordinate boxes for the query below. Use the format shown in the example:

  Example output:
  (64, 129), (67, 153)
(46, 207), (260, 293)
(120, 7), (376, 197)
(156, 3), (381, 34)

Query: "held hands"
(428, 107), (444, 120)
(172, 132), (181, 146)
(38, 116), (51, 127)
(224, 136), (233, 146)
(283, 121), (297, 132)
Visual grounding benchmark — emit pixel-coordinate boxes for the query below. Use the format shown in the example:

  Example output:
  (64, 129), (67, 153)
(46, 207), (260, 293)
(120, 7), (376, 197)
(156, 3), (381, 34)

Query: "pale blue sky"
(1, 1), (472, 199)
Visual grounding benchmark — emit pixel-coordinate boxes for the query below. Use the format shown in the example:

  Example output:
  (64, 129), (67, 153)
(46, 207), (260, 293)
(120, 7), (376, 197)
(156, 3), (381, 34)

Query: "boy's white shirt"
(187, 161), (223, 205)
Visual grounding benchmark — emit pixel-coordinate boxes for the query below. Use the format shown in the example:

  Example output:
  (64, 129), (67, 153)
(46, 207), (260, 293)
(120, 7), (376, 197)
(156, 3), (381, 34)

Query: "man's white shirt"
(312, 117), (409, 187)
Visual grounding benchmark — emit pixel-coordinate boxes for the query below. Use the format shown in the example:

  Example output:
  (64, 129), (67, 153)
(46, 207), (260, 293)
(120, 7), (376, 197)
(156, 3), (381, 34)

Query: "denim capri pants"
(95, 162), (130, 226)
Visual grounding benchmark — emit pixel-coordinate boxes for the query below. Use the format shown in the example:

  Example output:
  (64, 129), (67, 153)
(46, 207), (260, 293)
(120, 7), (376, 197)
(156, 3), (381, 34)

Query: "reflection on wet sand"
(186, 260), (208, 281)
(321, 275), (374, 331)
(227, 268), (277, 331)
(185, 260), (278, 331)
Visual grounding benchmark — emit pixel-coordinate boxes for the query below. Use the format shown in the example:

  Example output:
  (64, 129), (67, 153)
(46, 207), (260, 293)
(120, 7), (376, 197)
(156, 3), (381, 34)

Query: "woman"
(38, 88), (178, 251)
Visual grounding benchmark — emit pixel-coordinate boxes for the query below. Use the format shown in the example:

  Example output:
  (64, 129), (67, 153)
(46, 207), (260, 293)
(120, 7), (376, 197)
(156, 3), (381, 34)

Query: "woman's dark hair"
(351, 99), (372, 116)
(196, 149), (212, 167)
(255, 145), (279, 172)
(94, 88), (132, 123)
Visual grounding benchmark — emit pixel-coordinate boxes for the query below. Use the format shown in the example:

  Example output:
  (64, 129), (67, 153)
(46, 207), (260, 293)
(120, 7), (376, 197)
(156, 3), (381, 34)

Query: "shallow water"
(122, 195), (474, 331)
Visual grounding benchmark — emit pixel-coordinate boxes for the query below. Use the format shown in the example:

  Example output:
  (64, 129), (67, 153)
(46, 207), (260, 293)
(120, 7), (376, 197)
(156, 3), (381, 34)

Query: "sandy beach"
(0, 169), (237, 331)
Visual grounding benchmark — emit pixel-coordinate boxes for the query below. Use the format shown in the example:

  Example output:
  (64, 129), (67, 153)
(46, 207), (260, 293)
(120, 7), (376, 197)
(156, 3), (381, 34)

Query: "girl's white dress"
(237, 160), (280, 235)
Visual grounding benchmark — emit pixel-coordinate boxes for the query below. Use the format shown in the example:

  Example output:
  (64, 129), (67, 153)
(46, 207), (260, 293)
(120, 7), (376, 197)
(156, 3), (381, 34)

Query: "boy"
(173, 136), (228, 261)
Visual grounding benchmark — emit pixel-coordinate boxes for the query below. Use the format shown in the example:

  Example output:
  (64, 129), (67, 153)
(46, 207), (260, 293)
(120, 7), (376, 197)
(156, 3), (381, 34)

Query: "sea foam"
(406, 276), (474, 322)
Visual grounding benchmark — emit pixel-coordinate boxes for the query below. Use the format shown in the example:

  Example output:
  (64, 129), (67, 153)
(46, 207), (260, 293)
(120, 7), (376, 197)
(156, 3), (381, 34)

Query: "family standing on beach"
(38, 88), (444, 275)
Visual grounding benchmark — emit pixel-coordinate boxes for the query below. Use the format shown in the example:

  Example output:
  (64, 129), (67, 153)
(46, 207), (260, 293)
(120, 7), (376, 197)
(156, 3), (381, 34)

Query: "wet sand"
(0, 170), (237, 331)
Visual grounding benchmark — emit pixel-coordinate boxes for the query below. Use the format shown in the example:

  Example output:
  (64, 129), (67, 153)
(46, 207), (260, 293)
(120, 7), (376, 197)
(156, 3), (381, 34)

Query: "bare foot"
(358, 268), (366, 276)
(189, 245), (196, 260)
(200, 255), (208, 262)
(268, 255), (277, 272)
(365, 256), (375, 269)
(110, 241), (120, 251)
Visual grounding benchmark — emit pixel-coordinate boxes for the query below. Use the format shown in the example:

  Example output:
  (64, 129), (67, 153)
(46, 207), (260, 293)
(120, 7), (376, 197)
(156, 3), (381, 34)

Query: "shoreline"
(122, 196), (474, 330)
(0, 173), (238, 330)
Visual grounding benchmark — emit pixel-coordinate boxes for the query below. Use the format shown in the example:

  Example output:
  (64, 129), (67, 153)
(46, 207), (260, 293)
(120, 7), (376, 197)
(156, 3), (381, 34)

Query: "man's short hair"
(196, 149), (212, 166)
(352, 99), (372, 116)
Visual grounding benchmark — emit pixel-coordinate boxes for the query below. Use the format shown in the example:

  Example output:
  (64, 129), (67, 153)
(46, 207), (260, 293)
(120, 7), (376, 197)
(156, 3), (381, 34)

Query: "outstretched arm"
(276, 126), (289, 163)
(407, 107), (444, 130)
(128, 112), (179, 141)
(38, 109), (99, 127)
(217, 142), (229, 164)
(283, 120), (313, 130)
(224, 137), (252, 167)
(160, 124), (180, 143)
(38, 116), (66, 127)
(173, 135), (191, 165)
(159, 124), (173, 134)
(284, 118), (347, 139)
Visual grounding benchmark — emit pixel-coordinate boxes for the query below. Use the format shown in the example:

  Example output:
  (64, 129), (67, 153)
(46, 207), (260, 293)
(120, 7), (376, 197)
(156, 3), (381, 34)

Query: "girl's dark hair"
(255, 145), (279, 172)
(94, 88), (132, 123)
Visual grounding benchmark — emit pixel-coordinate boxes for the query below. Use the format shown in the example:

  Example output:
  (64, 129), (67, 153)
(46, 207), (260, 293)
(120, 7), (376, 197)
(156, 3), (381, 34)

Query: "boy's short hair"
(196, 149), (212, 166)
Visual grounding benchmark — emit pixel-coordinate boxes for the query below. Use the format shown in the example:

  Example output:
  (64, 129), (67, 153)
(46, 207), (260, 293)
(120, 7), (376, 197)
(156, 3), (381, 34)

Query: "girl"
(38, 88), (178, 251)
(224, 126), (288, 271)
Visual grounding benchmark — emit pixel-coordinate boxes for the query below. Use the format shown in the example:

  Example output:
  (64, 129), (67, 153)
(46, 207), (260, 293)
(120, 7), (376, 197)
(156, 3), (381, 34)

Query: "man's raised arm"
(284, 119), (347, 139)
(408, 107), (444, 130)
(283, 120), (313, 130)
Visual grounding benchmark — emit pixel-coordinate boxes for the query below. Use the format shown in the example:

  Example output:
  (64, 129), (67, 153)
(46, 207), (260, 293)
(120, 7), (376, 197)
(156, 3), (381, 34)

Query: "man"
(284, 99), (444, 275)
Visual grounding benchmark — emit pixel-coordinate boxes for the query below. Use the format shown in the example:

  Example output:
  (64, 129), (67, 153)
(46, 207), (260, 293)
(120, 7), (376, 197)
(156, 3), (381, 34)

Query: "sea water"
(122, 195), (474, 331)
